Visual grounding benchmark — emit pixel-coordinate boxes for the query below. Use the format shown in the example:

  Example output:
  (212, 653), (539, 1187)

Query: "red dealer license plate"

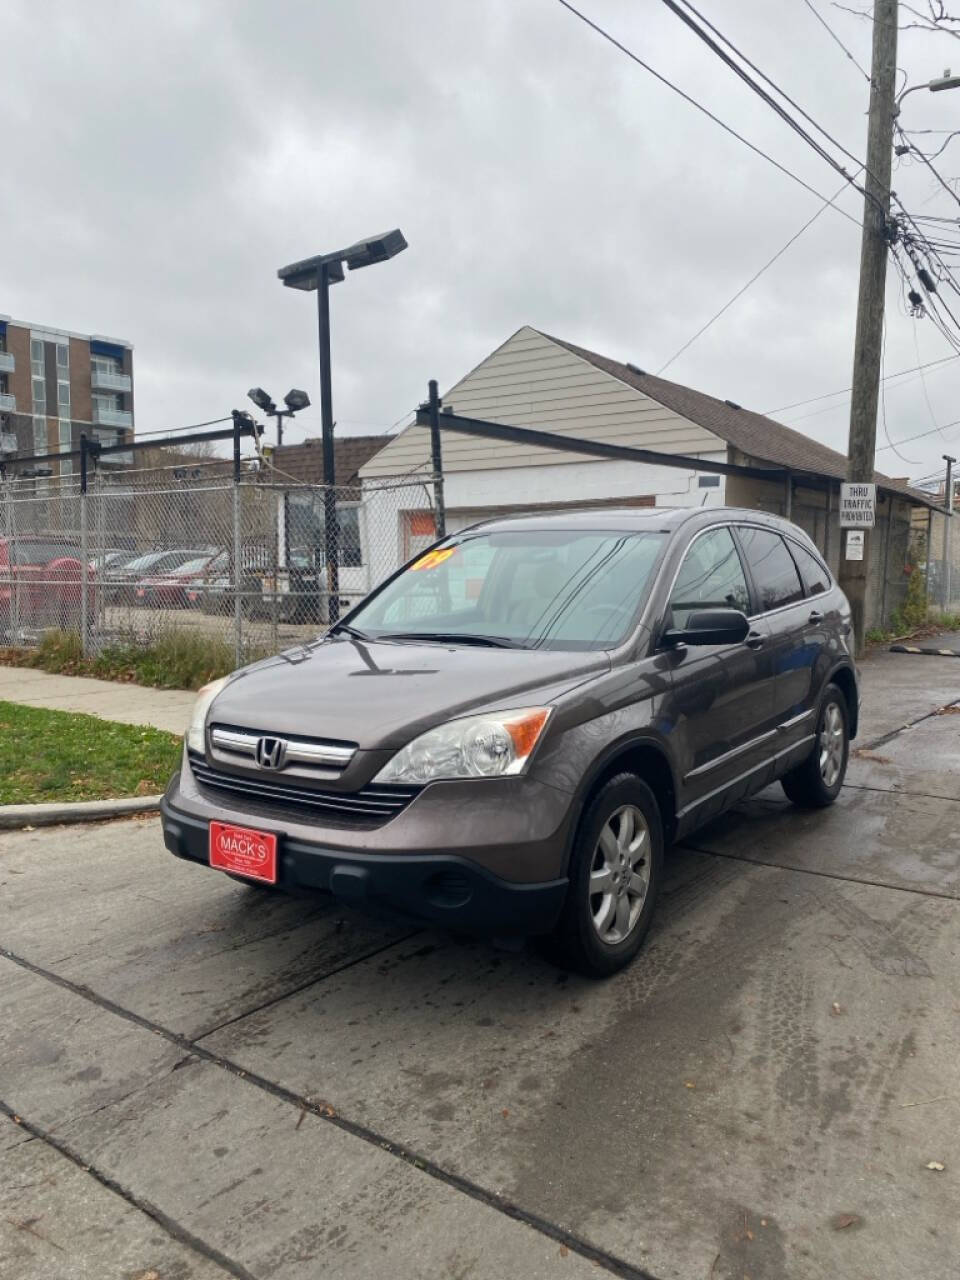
(209, 821), (278, 884)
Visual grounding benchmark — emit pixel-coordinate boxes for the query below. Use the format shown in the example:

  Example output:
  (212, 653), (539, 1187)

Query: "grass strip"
(0, 700), (181, 805)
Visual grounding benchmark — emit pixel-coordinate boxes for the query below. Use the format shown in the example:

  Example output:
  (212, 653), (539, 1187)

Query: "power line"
(657, 172), (858, 374)
(878, 314), (918, 463)
(553, 0), (861, 224)
(876, 413), (960, 452)
(895, 122), (960, 214)
(801, 0), (871, 80)
(765, 351), (960, 414)
(130, 415), (233, 440)
(661, 0), (880, 213)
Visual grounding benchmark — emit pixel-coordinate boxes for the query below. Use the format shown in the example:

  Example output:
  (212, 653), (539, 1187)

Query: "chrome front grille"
(210, 724), (356, 773)
(188, 750), (417, 826)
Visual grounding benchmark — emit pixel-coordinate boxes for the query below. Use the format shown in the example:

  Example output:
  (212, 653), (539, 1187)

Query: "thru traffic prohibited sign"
(839, 482), (876, 528)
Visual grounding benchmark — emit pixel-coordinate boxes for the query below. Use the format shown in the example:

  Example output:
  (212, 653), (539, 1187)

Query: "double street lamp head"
(277, 229), (407, 290)
(247, 387), (311, 416)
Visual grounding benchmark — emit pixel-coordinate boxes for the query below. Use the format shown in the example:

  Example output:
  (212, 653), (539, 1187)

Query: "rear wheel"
(543, 773), (663, 978)
(781, 682), (849, 808)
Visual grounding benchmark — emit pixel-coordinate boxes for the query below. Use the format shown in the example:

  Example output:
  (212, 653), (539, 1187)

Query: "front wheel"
(781, 682), (849, 808)
(543, 773), (663, 978)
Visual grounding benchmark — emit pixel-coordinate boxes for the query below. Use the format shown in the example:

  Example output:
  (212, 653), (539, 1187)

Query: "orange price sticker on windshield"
(410, 547), (456, 572)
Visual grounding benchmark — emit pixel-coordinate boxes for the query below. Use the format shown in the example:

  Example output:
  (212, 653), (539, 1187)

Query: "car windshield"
(347, 528), (667, 651)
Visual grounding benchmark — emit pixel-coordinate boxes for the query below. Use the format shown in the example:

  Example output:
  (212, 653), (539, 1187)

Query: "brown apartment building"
(0, 315), (134, 476)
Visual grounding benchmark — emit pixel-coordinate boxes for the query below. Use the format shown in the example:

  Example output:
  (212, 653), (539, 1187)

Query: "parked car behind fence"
(0, 536), (93, 639)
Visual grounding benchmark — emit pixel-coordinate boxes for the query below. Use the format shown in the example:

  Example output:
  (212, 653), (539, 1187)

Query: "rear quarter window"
(789, 541), (830, 596)
(737, 526), (804, 612)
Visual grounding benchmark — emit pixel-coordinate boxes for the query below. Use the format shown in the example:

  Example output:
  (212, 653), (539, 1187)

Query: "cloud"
(3, 0), (959, 480)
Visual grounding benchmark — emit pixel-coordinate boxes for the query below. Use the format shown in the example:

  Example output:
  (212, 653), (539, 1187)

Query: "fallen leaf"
(831, 1002), (843, 1016)
(501, 1108), (510, 1118)
(853, 749), (891, 763)
(316, 1102), (335, 1118)
(926, 1161), (945, 1171)
(559, 1245), (569, 1258)
(21, 825), (35, 833)
(684, 1080), (696, 1089)
(832, 1214), (860, 1230)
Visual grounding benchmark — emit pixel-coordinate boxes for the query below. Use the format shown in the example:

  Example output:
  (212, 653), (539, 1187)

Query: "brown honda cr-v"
(161, 506), (858, 976)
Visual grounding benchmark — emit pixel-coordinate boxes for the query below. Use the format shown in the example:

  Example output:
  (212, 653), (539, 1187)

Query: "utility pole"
(839, 0), (898, 653)
(943, 454), (955, 612)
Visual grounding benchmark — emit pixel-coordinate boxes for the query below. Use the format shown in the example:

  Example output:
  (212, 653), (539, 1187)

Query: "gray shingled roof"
(542, 332), (928, 505)
(272, 434), (386, 497)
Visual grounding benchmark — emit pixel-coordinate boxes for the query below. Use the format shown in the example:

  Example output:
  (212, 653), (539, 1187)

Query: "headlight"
(373, 707), (552, 785)
(185, 676), (230, 753)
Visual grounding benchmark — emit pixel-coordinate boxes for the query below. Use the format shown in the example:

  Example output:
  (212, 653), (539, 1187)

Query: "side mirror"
(662, 608), (750, 648)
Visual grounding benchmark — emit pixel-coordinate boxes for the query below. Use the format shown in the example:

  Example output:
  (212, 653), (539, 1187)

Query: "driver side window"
(669, 527), (749, 630)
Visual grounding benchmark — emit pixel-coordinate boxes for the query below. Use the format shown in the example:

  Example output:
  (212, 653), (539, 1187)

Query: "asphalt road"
(2, 648), (959, 1279)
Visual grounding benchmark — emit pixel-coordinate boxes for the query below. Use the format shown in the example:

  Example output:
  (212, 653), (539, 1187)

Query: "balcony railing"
(90, 367), (131, 393)
(92, 404), (133, 429)
(0, 391), (16, 413)
(0, 351), (14, 374)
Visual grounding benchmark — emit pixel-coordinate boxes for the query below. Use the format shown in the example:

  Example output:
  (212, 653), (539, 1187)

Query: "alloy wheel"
(589, 804), (650, 944)
(819, 701), (845, 788)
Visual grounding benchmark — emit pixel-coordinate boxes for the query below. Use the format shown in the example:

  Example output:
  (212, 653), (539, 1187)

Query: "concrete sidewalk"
(0, 665), (193, 736)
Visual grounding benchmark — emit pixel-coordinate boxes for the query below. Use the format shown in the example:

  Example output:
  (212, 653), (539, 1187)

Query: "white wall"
(361, 327), (724, 478)
(440, 454), (727, 510)
(359, 453), (728, 584)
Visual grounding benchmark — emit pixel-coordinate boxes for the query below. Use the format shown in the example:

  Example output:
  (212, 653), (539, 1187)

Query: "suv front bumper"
(160, 776), (570, 936)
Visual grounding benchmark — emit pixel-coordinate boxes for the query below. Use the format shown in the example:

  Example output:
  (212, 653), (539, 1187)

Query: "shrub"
(2, 628), (247, 691)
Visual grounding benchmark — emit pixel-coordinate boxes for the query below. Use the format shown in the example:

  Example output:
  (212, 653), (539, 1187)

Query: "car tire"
(781, 682), (849, 809)
(542, 773), (663, 978)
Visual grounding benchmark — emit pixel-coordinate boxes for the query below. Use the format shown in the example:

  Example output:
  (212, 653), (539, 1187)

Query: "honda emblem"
(255, 736), (287, 770)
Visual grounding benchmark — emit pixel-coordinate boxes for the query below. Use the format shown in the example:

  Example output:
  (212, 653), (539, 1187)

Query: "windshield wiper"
(328, 622), (372, 642)
(378, 631), (524, 649)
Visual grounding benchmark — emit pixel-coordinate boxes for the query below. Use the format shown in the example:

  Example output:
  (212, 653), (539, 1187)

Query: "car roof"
(455, 505), (802, 536)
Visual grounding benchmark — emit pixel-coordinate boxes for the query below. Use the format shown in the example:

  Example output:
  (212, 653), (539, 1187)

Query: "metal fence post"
(428, 379), (446, 539)
(943, 455), (955, 612)
(879, 509), (891, 627)
(232, 418), (243, 668)
(1, 470), (18, 641)
(925, 506), (933, 607)
(271, 485), (280, 655)
(79, 435), (89, 656)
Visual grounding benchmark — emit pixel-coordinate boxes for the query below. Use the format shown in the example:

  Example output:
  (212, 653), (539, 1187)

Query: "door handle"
(745, 631), (765, 649)
(808, 610), (824, 624)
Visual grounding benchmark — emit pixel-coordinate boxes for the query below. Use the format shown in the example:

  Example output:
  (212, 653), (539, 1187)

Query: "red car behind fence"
(133, 554), (221, 610)
(0, 536), (94, 637)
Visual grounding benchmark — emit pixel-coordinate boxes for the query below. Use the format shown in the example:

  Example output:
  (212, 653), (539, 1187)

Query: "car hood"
(209, 636), (610, 749)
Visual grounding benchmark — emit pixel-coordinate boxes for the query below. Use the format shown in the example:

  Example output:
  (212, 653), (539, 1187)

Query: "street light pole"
(278, 228), (407, 631)
(247, 386), (310, 575)
(316, 262), (340, 623)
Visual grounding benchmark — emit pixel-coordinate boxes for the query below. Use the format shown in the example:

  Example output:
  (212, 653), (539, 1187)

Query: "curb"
(0, 795), (164, 831)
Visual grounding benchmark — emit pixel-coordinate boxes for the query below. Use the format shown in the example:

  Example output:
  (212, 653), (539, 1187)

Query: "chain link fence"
(0, 454), (439, 665)
(925, 508), (960, 614)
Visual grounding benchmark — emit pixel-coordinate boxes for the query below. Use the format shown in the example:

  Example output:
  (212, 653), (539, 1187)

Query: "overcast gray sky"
(5, 0), (960, 483)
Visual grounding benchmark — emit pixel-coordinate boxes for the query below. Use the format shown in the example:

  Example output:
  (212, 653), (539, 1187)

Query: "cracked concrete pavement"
(1, 642), (959, 1279)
